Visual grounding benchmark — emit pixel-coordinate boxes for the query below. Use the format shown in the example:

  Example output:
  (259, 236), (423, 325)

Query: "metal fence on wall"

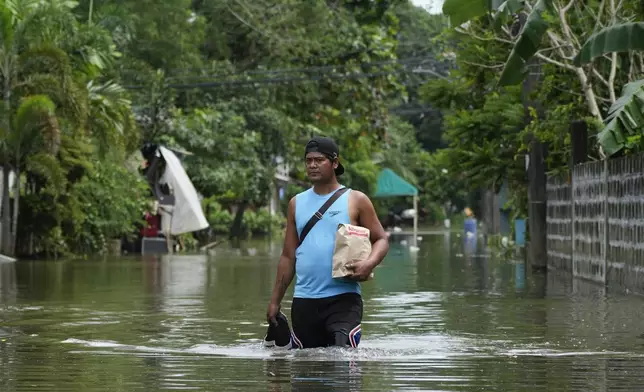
(546, 174), (572, 272)
(572, 160), (606, 283)
(546, 154), (644, 292)
(607, 155), (644, 289)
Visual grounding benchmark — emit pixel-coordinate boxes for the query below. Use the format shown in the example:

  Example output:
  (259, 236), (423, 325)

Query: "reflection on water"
(1, 236), (644, 391)
(0, 261), (16, 305)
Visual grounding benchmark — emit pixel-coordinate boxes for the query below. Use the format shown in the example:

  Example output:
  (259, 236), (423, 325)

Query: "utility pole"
(570, 120), (588, 166)
(527, 135), (547, 271)
(515, 11), (547, 271)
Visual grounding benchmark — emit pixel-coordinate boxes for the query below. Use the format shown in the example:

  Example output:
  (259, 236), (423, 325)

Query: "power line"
(124, 67), (448, 90)
(125, 70), (394, 90)
(148, 46), (450, 76)
(163, 56), (448, 81)
(124, 58), (449, 90)
(390, 107), (434, 116)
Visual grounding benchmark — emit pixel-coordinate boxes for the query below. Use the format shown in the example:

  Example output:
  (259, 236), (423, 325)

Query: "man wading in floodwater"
(266, 136), (389, 349)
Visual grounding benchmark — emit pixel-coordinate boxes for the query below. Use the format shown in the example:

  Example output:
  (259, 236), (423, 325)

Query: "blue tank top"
(464, 217), (477, 234)
(294, 187), (361, 299)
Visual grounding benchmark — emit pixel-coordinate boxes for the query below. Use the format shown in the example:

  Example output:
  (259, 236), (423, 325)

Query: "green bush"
(243, 208), (285, 236)
(202, 197), (285, 237)
(71, 160), (150, 253)
(423, 201), (446, 226)
(177, 232), (199, 251)
(202, 197), (233, 233)
(20, 158), (150, 257)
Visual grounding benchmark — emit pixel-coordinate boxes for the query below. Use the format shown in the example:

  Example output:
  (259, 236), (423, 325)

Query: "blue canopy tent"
(374, 168), (420, 247)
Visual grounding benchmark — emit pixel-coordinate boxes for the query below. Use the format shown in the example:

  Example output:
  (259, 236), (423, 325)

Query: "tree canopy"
(1, 0), (456, 256)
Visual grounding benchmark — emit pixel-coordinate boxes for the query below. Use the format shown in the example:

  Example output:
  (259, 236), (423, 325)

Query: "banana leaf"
(574, 22), (644, 67)
(442, 0), (523, 27)
(442, 0), (489, 26)
(493, 0), (525, 31)
(497, 0), (552, 86)
(599, 79), (644, 156)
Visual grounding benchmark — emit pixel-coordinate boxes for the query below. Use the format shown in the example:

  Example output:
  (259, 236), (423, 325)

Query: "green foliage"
(177, 232), (199, 251)
(442, 0), (489, 26)
(0, 0), (151, 257)
(10, 0), (466, 254)
(167, 105), (272, 205)
(19, 139), (149, 257)
(9, 94), (59, 161)
(599, 80), (644, 156)
(413, 149), (468, 218)
(424, 201), (447, 225)
(568, 20), (644, 156)
(574, 22), (644, 67)
(418, 17), (539, 219)
(73, 160), (148, 245)
(202, 197), (233, 234)
(87, 80), (138, 158)
(26, 152), (67, 195)
(242, 208), (285, 237)
(426, 83), (525, 190)
(79, 0), (206, 77)
(497, 0), (553, 86)
(441, 0), (644, 158)
(201, 196), (285, 237)
(126, 0), (420, 235)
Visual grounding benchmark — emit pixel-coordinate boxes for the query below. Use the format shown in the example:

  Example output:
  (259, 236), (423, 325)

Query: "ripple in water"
(61, 333), (642, 362)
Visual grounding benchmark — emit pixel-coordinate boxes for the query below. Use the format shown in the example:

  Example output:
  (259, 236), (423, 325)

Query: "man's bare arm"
(356, 192), (390, 268)
(269, 197), (299, 307)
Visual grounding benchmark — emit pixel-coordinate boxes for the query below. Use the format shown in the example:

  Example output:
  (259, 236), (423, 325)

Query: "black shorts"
(290, 292), (363, 349)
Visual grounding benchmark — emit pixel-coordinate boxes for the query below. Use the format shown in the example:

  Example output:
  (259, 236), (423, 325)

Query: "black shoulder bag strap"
(298, 187), (349, 246)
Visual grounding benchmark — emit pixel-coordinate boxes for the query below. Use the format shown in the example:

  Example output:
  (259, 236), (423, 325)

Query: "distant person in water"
(463, 207), (477, 236)
(265, 136), (389, 349)
(463, 207), (478, 254)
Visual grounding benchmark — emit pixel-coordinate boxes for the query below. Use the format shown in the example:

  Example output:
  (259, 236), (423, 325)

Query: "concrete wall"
(546, 154), (644, 293)
(546, 174), (572, 273)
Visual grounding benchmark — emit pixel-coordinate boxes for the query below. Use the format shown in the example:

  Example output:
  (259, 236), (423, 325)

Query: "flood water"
(1, 233), (644, 391)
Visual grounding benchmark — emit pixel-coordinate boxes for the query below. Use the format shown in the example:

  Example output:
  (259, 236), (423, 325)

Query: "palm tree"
(4, 95), (61, 253)
(0, 0), (92, 255)
(87, 80), (137, 158)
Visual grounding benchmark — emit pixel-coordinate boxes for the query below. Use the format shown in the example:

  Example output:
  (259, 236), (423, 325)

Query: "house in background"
(270, 155), (290, 218)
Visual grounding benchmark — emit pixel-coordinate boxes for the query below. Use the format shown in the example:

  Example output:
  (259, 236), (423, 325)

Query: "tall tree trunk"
(1, 166), (9, 254)
(10, 165), (19, 256)
(229, 201), (248, 240)
(27, 177), (34, 256)
(3, 61), (12, 256)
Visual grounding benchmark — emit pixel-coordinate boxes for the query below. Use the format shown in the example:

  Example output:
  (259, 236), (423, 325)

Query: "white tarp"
(158, 146), (209, 235)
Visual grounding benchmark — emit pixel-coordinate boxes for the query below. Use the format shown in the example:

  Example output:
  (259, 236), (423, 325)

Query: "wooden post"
(528, 137), (547, 271)
(517, 12), (546, 271)
(413, 195), (418, 248)
(570, 120), (588, 166)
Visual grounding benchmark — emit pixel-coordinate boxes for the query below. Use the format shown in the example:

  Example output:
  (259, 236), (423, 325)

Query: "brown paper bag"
(332, 223), (374, 279)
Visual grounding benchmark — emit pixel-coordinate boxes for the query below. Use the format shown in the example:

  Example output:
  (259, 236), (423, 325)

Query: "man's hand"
(346, 260), (375, 282)
(266, 197), (297, 327)
(350, 191), (390, 276)
(266, 302), (281, 326)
